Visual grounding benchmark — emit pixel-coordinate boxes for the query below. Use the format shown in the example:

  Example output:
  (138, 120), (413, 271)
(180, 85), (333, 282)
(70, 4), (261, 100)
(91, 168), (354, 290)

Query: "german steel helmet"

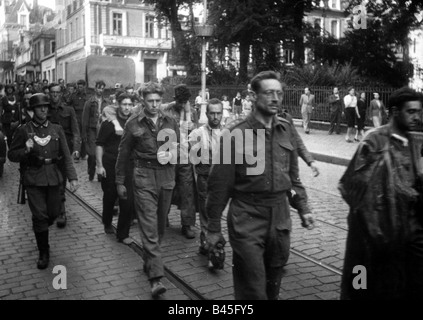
(28, 93), (50, 110)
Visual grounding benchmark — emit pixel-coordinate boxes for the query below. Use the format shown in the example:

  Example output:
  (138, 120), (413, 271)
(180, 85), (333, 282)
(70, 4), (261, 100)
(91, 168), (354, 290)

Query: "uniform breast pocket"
(50, 132), (60, 154)
(59, 113), (71, 130)
(276, 141), (293, 173)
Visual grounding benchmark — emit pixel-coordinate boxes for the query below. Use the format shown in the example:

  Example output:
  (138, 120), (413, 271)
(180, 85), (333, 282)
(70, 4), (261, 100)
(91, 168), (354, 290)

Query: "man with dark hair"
(328, 87), (344, 135)
(299, 87), (315, 134)
(339, 86), (423, 299)
(96, 93), (135, 243)
(69, 79), (89, 160)
(82, 80), (108, 181)
(206, 70), (314, 300)
(8, 93), (78, 269)
(161, 84), (199, 239)
(116, 82), (180, 298)
(48, 83), (81, 228)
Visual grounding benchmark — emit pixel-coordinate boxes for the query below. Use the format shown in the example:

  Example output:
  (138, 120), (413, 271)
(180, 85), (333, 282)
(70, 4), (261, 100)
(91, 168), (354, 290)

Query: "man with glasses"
(206, 71), (314, 300)
(48, 83), (81, 228)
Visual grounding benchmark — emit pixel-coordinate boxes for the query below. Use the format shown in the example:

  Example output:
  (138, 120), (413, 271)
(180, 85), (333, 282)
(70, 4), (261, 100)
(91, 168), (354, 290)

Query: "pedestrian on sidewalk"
(116, 82), (179, 298)
(96, 93), (135, 244)
(206, 71), (315, 300)
(328, 87), (344, 135)
(368, 92), (388, 128)
(221, 95), (231, 125)
(232, 92), (242, 120)
(355, 91), (367, 142)
(343, 87), (359, 143)
(188, 98), (223, 255)
(8, 93), (79, 270)
(339, 86), (423, 299)
(299, 87), (315, 134)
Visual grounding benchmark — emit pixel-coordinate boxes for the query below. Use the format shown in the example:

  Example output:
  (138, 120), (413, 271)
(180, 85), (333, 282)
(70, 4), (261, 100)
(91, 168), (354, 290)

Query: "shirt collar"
(31, 120), (49, 128)
(137, 110), (166, 124)
(246, 113), (285, 130)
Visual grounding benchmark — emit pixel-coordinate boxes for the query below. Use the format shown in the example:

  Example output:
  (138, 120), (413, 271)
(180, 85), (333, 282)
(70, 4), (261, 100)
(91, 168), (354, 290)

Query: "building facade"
(56, 0), (172, 86)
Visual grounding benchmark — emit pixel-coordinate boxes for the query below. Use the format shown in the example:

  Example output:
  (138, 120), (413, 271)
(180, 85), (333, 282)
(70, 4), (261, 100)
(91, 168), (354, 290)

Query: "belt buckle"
(44, 158), (52, 165)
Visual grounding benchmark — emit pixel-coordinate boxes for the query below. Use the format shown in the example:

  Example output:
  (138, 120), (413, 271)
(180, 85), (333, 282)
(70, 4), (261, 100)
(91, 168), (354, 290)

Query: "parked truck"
(65, 55), (135, 89)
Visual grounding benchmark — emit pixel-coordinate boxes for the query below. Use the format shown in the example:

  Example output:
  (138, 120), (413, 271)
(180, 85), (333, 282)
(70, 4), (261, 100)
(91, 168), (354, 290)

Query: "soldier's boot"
(56, 213), (67, 228)
(57, 202), (67, 228)
(35, 230), (50, 270)
(199, 231), (207, 255)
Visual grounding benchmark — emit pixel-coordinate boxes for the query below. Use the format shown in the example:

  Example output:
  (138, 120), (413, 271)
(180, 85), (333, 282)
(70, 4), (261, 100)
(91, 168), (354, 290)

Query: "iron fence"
(163, 85), (400, 124)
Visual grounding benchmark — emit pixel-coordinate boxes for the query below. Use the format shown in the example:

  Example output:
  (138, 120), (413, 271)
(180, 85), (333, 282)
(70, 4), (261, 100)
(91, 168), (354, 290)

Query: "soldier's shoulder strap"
(224, 118), (246, 131)
(277, 115), (291, 125)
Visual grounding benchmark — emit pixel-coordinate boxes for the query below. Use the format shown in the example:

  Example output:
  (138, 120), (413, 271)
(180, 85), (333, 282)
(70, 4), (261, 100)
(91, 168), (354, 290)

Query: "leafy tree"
(340, 0), (423, 86)
(144, 0), (202, 74)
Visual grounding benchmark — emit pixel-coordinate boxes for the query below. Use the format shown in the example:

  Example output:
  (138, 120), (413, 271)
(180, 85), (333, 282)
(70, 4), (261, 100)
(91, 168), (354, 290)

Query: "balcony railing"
(100, 34), (172, 50)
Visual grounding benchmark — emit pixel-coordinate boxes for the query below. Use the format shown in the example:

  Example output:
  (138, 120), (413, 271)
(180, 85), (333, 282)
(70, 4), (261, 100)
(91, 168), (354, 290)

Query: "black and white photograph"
(0, 0), (423, 306)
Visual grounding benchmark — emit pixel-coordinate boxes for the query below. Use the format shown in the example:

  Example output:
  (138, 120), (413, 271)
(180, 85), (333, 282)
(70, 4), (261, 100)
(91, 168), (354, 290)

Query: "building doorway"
(144, 59), (157, 83)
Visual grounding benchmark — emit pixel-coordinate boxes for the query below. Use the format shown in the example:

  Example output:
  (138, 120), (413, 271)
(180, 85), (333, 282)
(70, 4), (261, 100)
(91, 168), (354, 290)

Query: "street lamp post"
(193, 0), (214, 124)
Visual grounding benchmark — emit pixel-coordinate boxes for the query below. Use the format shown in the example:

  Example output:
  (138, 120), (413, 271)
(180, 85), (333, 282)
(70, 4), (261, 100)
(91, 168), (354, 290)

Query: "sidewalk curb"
(292, 119), (351, 167)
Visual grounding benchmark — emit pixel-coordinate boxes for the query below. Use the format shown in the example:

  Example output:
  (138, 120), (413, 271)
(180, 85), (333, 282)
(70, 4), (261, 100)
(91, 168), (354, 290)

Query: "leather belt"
(134, 158), (169, 169)
(43, 158), (57, 165)
(232, 190), (287, 206)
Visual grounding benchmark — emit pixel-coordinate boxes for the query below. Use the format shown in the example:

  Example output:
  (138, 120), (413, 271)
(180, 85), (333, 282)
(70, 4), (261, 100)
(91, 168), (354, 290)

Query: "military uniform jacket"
(206, 114), (311, 233)
(48, 102), (81, 153)
(8, 120), (77, 186)
(115, 112), (180, 185)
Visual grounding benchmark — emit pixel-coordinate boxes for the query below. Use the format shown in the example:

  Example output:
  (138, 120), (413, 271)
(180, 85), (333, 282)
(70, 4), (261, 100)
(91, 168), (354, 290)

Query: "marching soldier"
(8, 93), (79, 269)
(206, 71), (315, 299)
(116, 82), (179, 298)
(48, 83), (81, 228)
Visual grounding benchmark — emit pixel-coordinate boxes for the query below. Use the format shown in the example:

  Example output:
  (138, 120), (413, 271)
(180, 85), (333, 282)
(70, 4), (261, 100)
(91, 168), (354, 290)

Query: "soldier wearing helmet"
(8, 93), (79, 270)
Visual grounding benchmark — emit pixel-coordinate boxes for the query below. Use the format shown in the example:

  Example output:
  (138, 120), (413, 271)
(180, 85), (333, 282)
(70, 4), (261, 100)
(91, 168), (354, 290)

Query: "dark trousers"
(133, 165), (175, 281)
(196, 174), (209, 235)
(87, 155), (96, 178)
(0, 130), (6, 160)
(175, 163), (196, 226)
(76, 114), (86, 158)
(57, 160), (67, 216)
(0, 131), (5, 176)
(2, 123), (13, 148)
(100, 159), (134, 240)
(228, 198), (291, 300)
(27, 186), (61, 233)
(329, 108), (341, 134)
(86, 128), (97, 178)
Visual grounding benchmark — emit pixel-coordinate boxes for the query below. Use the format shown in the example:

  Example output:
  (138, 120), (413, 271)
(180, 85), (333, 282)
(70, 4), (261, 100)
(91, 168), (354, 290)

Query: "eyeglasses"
(50, 91), (61, 95)
(260, 90), (283, 99)
(121, 103), (134, 106)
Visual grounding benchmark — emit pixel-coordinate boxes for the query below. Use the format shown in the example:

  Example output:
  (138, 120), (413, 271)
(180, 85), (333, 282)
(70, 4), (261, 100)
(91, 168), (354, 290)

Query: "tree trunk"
(293, 1), (305, 67)
(239, 37), (250, 83)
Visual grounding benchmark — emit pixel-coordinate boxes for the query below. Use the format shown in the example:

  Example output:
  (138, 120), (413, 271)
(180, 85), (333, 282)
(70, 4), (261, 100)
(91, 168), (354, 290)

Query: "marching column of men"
(4, 73), (421, 301)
